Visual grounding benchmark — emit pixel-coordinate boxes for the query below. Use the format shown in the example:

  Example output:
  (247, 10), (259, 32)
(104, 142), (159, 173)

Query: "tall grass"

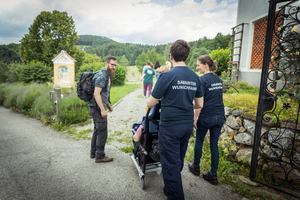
(110, 83), (141, 105)
(57, 93), (90, 125)
(0, 82), (142, 126)
(223, 93), (258, 113)
(224, 92), (299, 123)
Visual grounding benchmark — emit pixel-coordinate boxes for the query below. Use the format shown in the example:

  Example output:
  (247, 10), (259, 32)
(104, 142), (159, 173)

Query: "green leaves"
(209, 48), (230, 76)
(21, 62), (52, 84)
(20, 10), (83, 69)
(111, 65), (126, 86)
(135, 51), (148, 73)
(135, 50), (166, 74)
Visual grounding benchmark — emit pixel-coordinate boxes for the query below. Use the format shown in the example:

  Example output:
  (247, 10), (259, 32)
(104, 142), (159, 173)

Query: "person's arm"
(193, 97), (203, 109)
(94, 87), (107, 117)
(193, 98), (203, 129)
(194, 108), (201, 130)
(147, 96), (159, 108)
(140, 73), (145, 82)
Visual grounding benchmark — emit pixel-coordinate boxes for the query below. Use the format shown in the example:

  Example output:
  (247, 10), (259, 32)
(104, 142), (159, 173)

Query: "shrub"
(111, 65), (126, 85)
(16, 83), (49, 111)
(6, 62), (23, 83)
(32, 91), (56, 118)
(76, 62), (102, 80)
(4, 85), (26, 108)
(234, 81), (253, 90)
(94, 63), (126, 86)
(56, 93), (90, 125)
(0, 90), (4, 105)
(0, 61), (8, 83)
(209, 48), (230, 76)
(21, 62), (52, 84)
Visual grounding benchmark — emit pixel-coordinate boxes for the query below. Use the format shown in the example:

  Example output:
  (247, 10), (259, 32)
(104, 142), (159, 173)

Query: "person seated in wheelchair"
(132, 104), (160, 162)
(133, 123), (144, 145)
(132, 124), (160, 161)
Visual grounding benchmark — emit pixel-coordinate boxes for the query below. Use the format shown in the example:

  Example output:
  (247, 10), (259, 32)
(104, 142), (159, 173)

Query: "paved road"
(0, 106), (243, 200)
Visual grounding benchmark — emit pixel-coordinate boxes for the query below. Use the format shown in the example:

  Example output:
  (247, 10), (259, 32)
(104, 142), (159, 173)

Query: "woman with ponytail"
(188, 55), (225, 185)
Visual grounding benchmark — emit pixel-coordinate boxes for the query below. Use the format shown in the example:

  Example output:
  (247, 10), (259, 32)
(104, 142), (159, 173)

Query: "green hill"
(75, 35), (116, 46)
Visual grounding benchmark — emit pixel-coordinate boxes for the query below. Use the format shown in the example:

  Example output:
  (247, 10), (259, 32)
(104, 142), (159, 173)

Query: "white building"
(233, 0), (299, 87)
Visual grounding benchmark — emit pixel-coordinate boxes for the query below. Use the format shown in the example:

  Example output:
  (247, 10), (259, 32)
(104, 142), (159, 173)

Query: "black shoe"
(188, 162), (200, 176)
(203, 172), (218, 185)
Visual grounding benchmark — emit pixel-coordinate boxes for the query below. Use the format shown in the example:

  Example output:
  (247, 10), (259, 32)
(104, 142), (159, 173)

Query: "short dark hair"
(169, 40), (190, 62)
(105, 56), (117, 63)
(197, 55), (218, 72)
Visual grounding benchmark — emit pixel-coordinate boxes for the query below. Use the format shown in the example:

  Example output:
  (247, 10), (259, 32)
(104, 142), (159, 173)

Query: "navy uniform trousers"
(158, 123), (193, 200)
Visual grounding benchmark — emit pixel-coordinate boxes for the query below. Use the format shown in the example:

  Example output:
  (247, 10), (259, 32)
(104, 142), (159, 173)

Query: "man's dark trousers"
(158, 123), (193, 200)
(89, 106), (108, 159)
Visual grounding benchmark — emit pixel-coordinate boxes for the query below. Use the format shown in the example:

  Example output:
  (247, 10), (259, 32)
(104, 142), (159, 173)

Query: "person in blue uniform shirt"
(147, 40), (203, 200)
(188, 55), (225, 186)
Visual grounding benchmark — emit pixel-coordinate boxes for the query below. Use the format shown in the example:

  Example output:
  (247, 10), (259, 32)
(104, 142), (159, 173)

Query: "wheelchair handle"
(145, 108), (151, 119)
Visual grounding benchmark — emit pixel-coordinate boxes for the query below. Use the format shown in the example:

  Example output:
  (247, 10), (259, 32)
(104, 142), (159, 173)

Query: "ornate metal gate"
(250, 0), (300, 197)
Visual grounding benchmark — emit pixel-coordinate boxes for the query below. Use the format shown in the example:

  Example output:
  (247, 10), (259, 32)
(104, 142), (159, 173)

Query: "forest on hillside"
(0, 43), (21, 64)
(74, 33), (231, 66)
(0, 33), (231, 68)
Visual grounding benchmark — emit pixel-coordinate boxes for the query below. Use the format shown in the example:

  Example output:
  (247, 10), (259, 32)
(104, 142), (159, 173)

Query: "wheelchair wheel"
(140, 176), (145, 189)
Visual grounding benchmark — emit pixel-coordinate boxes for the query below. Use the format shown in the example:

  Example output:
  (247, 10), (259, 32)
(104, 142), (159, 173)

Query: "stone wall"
(215, 107), (300, 180)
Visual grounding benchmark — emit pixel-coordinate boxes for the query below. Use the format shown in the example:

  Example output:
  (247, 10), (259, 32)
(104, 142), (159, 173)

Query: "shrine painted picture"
(58, 65), (70, 83)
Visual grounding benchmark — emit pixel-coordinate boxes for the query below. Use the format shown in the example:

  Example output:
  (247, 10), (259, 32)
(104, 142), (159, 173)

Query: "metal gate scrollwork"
(250, 0), (300, 197)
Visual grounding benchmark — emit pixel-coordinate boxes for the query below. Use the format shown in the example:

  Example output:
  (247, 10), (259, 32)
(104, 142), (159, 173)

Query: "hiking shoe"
(95, 156), (113, 163)
(203, 172), (218, 185)
(188, 162), (200, 176)
(90, 154), (95, 158)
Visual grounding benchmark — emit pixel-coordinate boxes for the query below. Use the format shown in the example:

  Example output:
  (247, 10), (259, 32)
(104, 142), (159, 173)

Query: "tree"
(0, 61), (8, 82)
(147, 49), (166, 66)
(209, 48), (230, 76)
(20, 10), (84, 71)
(135, 51), (148, 74)
(186, 47), (211, 71)
(118, 55), (129, 68)
(83, 52), (101, 64)
(163, 44), (171, 61)
(0, 44), (21, 64)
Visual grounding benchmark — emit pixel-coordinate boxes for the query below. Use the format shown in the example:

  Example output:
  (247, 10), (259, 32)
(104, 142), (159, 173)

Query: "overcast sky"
(0, 0), (238, 45)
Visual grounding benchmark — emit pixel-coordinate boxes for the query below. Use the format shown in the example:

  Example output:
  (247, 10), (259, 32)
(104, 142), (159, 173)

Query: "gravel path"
(0, 87), (244, 200)
(76, 87), (149, 148)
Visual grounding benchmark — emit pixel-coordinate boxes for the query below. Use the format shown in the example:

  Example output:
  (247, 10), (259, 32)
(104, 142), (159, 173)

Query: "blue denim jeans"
(155, 73), (160, 81)
(194, 114), (224, 175)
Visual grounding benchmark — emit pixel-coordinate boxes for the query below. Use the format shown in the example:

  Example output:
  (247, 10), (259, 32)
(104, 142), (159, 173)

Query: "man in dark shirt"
(88, 56), (116, 163)
(147, 40), (203, 199)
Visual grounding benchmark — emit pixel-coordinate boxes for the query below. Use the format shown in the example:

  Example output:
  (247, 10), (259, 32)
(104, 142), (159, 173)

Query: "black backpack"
(77, 69), (97, 102)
